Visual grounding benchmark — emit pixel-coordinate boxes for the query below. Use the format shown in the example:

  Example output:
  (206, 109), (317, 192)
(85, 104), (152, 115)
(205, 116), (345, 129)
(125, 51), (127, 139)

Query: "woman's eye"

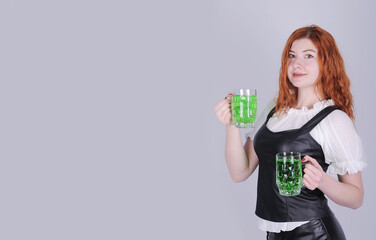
(288, 53), (295, 58)
(305, 54), (314, 59)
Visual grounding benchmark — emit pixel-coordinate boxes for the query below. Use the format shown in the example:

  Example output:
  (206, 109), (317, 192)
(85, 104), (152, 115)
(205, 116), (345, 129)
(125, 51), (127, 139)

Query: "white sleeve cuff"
(327, 160), (367, 175)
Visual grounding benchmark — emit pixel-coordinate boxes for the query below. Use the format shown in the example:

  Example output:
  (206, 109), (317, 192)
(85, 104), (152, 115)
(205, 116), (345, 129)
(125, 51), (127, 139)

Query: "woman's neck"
(294, 88), (324, 110)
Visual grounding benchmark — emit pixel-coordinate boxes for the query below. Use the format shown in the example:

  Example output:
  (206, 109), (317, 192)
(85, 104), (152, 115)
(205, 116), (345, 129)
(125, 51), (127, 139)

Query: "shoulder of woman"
(327, 108), (355, 129)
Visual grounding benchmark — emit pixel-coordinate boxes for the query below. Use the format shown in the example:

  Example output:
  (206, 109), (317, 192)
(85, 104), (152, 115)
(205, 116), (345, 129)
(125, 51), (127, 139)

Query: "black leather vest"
(253, 106), (339, 222)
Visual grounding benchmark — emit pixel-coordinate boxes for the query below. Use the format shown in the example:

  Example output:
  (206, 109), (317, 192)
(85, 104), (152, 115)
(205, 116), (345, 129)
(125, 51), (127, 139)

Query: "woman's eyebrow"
(289, 49), (317, 53)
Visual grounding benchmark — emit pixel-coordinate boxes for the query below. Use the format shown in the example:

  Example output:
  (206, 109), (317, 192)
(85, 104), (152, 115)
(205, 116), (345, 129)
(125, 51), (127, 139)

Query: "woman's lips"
(293, 73), (306, 78)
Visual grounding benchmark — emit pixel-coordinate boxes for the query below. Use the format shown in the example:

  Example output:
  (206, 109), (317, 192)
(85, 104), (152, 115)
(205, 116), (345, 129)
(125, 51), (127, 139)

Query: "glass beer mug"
(276, 152), (303, 196)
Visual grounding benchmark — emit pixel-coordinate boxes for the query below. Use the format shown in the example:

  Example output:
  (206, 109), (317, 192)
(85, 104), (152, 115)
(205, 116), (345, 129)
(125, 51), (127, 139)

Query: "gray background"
(0, 0), (375, 239)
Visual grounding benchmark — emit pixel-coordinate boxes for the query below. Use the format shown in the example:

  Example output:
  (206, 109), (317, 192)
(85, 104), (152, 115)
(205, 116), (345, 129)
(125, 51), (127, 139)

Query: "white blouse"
(245, 99), (367, 233)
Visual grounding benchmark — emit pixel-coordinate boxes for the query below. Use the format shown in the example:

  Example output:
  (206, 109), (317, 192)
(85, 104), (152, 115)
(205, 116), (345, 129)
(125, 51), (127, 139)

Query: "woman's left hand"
(302, 155), (325, 190)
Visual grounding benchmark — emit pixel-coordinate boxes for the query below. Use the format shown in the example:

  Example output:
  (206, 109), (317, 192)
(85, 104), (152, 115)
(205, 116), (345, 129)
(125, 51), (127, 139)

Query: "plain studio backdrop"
(0, 0), (375, 239)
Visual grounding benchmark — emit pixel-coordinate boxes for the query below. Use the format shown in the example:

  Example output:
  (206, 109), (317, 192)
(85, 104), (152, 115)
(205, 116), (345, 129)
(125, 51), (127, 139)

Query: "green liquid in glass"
(231, 94), (257, 128)
(276, 157), (303, 196)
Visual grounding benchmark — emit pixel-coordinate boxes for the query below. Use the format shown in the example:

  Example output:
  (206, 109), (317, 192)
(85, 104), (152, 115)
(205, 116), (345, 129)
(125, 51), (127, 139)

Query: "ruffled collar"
(287, 99), (335, 115)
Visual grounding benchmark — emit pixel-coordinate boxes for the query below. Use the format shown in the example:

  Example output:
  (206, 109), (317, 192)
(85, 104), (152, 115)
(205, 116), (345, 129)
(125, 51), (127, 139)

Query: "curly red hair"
(276, 25), (354, 120)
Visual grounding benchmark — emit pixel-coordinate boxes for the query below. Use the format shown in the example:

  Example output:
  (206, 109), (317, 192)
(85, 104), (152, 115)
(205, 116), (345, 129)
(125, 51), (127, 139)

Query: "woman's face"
(287, 38), (320, 91)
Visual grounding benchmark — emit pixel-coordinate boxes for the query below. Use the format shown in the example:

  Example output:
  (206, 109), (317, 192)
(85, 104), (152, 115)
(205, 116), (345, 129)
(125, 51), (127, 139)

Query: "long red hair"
(276, 25), (354, 120)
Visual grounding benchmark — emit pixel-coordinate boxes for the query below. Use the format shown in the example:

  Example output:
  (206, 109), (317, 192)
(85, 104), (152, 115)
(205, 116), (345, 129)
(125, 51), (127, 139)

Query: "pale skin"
(214, 38), (364, 209)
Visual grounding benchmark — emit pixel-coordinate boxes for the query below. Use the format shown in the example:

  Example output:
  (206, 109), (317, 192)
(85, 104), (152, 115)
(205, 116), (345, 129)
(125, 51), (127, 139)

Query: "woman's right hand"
(214, 93), (232, 126)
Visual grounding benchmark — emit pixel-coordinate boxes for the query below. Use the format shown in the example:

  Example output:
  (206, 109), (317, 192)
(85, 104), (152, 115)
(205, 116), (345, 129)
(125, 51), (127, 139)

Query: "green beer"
(276, 152), (303, 196)
(231, 89), (257, 128)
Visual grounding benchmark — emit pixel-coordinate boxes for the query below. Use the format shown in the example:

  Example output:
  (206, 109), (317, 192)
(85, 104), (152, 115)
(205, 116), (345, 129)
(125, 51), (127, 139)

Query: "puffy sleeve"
(244, 98), (276, 140)
(317, 110), (367, 175)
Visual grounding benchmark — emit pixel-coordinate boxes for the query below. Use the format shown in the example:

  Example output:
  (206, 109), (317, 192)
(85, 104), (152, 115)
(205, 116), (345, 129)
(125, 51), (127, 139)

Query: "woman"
(214, 25), (366, 239)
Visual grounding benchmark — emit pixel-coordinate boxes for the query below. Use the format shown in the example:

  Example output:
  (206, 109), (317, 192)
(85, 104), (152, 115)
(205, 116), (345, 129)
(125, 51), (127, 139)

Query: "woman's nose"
(292, 58), (303, 68)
